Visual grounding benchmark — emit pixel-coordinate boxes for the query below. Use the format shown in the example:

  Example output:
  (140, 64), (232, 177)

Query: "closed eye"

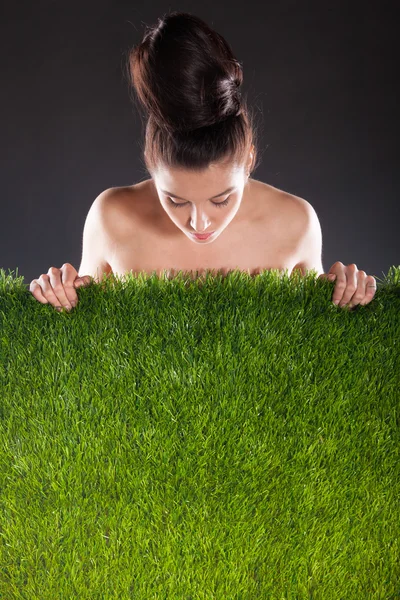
(167, 196), (231, 209)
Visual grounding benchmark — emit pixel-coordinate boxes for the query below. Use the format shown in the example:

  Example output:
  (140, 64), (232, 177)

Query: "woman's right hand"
(29, 263), (93, 312)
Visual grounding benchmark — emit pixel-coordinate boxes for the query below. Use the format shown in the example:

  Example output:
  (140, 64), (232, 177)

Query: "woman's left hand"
(318, 262), (377, 309)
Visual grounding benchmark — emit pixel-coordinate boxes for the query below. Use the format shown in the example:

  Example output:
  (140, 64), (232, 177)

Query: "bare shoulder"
(95, 184), (137, 210)
(282, 191), (321, 239)
(282, 191), (319, 254)
(285, 191), (315, 226)
(96, 183), (144, 234)
(258, 182), (320, 273)
(255, 180), (310, 234)
(85, 186), (135, 266)
(78, 186), (127, 281)
(103, 181), (152, 212)
(275, 190), (322, 271)
(99, 178), (313, 253)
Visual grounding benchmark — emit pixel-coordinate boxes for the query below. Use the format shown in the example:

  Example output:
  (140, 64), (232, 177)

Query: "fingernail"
(333, 300), (339, 305)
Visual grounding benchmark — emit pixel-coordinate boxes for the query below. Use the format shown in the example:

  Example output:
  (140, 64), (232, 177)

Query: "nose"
(190, 223), (212, 234)
(189, 210), (211, 233)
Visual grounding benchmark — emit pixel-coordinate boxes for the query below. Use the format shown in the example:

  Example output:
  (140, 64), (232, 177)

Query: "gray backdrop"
(1, 1), (398, 286)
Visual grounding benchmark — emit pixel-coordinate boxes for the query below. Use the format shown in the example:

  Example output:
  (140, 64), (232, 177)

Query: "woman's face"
(152, 160), (251, 244)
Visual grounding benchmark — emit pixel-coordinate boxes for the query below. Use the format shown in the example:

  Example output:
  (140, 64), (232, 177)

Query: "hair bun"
(127, 11), (258, 175)
(128, 11), (245, 133)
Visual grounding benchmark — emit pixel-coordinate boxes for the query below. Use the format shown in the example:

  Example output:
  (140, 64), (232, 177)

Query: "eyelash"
(167, 196), (231, 209)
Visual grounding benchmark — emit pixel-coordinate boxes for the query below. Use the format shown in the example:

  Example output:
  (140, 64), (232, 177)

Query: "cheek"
(217, 199), (241, 220)
(162, 202), (179, 219)
(226, 200), (242, 218)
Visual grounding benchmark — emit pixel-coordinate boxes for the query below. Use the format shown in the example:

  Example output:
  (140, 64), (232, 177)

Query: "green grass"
(0, 265), (399, 599)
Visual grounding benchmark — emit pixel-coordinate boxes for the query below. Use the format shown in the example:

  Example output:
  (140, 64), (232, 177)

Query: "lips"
(192, 232), (214, 239)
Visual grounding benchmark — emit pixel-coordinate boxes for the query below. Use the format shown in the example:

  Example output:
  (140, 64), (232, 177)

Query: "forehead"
(154, 164), (244, 193)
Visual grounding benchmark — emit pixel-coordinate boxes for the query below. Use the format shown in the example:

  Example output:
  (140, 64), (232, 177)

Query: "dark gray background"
(1, 1), (398, 286)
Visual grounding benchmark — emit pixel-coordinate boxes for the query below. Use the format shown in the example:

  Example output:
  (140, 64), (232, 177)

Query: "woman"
(29, 11), (376, 312)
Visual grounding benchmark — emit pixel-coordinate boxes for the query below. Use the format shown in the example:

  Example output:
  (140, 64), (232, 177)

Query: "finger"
(59, 264), (87, 306)
(319, 272), (337, 284)
(29, 280), (49, 304)
(360, 276), (377, 305)
(337, 264), (358, 307)
(45, 265), (74, 309)
(38, 271), (69, 310)
(331, 267), (347, 305)
(35, 273), (63, 310)
(345, 270), (369, 308)
(74, 275), (92, 288)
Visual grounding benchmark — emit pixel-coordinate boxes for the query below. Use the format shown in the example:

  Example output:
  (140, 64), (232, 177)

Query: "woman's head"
(149, 159), (252, 242)
(127, 11), (260, 241)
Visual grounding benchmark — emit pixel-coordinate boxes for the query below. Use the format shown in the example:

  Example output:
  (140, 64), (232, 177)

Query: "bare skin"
(100, 175), (305, 282)
(31, 156), (376, 313)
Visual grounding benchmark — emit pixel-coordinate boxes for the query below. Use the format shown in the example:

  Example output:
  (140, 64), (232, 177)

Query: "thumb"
(318, 273), (336, 282)
(74, 276), (92, 288)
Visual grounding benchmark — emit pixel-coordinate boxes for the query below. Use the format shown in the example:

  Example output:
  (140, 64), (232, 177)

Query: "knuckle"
(48, 266), (59, 274)
(348, 263), (357, 270)
(358, 270), (367, 278)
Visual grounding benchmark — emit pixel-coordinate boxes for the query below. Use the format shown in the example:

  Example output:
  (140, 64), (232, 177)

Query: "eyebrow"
(160, 186), (236, 202)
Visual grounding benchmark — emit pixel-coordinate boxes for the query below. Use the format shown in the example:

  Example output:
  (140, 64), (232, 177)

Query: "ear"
(246, 145), (255, 177)
(292, 199), (324, 277)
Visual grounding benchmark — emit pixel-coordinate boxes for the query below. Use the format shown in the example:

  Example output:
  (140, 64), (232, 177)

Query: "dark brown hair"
(126, 11), (260, 176)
